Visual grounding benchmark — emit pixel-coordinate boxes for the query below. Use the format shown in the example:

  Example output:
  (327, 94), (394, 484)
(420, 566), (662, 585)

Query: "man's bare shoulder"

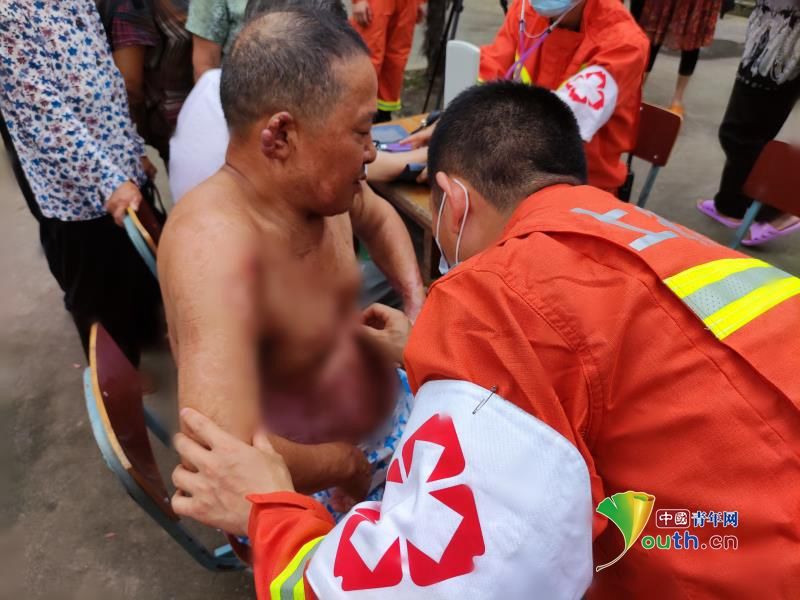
(158, 172), (262, 292)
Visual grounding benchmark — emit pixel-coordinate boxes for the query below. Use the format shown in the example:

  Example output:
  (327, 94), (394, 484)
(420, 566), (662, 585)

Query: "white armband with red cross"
(555, 65), (618, 142)
(305, 380), (593, 599)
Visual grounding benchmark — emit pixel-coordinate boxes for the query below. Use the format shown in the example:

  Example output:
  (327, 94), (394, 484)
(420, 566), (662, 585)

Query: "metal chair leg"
(730, 200), (762, 249)
(84, 370), (243, 572)
(636, 166), (661, 208)
(143, 405), (172, 448)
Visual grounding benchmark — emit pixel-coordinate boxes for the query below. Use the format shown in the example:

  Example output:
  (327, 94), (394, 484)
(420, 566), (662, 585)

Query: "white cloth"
(555, 65), (618, 143)
(306, 379), (594, 599)
(168, 69), (229, 202)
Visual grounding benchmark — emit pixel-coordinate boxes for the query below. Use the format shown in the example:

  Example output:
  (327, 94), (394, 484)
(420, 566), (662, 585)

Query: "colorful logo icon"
(595, 491), (656, 571)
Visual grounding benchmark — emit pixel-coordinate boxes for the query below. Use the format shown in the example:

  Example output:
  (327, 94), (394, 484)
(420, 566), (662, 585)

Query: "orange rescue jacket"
(246, 185), (800, 599)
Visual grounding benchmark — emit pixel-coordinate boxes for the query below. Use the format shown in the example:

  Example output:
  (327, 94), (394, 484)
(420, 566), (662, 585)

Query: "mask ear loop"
(452, 179), (470, 265)
(434, 190), (449, 267)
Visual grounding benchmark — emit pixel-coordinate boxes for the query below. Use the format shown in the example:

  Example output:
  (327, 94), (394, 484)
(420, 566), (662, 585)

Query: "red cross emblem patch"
(333, 414), (485, 590)
(566, 69), (607, 110)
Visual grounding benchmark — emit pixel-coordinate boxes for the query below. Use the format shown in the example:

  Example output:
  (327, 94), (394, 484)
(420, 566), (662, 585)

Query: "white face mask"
(434, 178), (470, 275)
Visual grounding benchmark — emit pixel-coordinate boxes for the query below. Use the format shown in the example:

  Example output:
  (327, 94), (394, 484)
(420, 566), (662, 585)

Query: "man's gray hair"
(220, 8), (368, 134)
(245, 0), (347, 21)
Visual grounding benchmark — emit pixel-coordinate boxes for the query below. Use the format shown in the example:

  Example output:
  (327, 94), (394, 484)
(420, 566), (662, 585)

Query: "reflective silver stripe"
(280, 542), (321, 600)
(681, 266), (792, 321)
(571, 208), (679, 251)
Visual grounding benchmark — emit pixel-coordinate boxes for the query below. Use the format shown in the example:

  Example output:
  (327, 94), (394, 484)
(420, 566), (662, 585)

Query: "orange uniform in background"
(351, 0), (423, 114)
(481, 0), (649, 192)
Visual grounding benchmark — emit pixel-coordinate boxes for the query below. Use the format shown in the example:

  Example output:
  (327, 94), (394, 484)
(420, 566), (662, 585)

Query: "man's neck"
(224, 143), (325, 238)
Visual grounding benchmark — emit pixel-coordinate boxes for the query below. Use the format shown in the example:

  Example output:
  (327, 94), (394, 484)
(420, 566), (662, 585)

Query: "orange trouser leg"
(377, 0), (418, 112)
(350, 0), (394, 89)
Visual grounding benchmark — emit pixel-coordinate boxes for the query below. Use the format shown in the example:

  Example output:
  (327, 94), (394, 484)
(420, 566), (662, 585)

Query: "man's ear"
(260, 111), (294, 159)
(434, 171), (468, 234)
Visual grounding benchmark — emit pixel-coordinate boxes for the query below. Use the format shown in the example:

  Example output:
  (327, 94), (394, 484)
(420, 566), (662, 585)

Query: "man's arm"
(192, 35), (223, 81)
(366, 148), (428, 183)
(350, 183), (425, 320)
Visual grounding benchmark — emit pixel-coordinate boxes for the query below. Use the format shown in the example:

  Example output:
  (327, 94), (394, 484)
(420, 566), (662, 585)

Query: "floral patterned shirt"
(0, 0), (145, 221)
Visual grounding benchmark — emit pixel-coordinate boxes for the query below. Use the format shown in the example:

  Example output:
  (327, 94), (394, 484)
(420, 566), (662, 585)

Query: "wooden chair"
(626, 102), (683, 208)
(730, 140), (800, 248)
(124, 197), (163, 279)
(83, 323), (244, 571)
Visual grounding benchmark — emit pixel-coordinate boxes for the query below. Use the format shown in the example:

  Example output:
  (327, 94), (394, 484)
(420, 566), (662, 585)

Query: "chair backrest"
(444, 40), (480, 107)
(742, 140), (800, 216)
(632, 102), (682, 167)
(128, 199), (162, 253)
(125, 202), (161, 277)
(87, 323), (175, 519)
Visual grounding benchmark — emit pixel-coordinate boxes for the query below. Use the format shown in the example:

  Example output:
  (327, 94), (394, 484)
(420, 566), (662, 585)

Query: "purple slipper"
(741, 220), (800, 246)
(696, 199), (741, 229)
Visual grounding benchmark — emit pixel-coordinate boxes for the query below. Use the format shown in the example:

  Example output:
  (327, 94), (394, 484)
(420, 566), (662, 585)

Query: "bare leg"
(671, 74), (691, 111)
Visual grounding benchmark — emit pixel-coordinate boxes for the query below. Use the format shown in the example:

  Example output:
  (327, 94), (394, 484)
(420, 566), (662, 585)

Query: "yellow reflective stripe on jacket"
(664, 258), (800, 340)
(704, 276), (800, 339)
(269, 536), (324, 600)
(664, 257), (770, 298)
(377, 99), (402, 112)
(511, 52), (532, 85)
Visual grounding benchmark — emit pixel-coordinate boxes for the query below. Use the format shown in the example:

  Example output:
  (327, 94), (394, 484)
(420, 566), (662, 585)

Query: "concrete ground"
(2, 5), (797, 599)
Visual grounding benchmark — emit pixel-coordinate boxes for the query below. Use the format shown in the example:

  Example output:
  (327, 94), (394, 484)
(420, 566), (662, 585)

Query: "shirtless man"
(158, 9), (423, 500)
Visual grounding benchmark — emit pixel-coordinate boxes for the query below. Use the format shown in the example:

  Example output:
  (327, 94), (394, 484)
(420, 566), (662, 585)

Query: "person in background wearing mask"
(480, 0), (649, 194)
(167, 82), (800, 599)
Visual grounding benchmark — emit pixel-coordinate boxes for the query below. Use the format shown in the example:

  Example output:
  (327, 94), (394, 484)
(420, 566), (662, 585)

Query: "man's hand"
(171, 408), (294, 537)
(400, 122), (436, 149)
(352, 0), (372, 27)
(334, 443), (372, 510)
(141, 155), (158, 180)
(416, 2), (427, 24)
(360, 303), (412, 366)
(105, 180), (142, 226)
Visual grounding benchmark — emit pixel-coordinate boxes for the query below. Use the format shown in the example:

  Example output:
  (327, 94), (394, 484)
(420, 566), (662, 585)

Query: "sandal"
(741, 219), (800, 246)
(696, 199), (741, 229)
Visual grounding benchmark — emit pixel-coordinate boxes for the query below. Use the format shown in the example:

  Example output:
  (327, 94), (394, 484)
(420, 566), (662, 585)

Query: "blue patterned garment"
(312, 369), (415, 522)
(0, 0), (145, 221)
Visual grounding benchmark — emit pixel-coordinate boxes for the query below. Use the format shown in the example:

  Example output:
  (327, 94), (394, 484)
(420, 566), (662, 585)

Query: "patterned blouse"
(0, 0), (145, 222)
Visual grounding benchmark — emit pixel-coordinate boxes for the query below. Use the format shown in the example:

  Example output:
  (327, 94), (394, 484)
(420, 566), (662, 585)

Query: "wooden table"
(370, 115), (439, 283)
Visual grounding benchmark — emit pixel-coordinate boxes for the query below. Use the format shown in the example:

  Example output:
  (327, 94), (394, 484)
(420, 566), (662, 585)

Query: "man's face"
(294, 54), (378, 216)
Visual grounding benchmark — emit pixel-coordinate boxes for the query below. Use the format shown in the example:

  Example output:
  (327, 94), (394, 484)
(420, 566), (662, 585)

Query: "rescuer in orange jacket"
(170, 83), (800, 599)
(481, 0), (649, 193)
(351, 0), (426, 121)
